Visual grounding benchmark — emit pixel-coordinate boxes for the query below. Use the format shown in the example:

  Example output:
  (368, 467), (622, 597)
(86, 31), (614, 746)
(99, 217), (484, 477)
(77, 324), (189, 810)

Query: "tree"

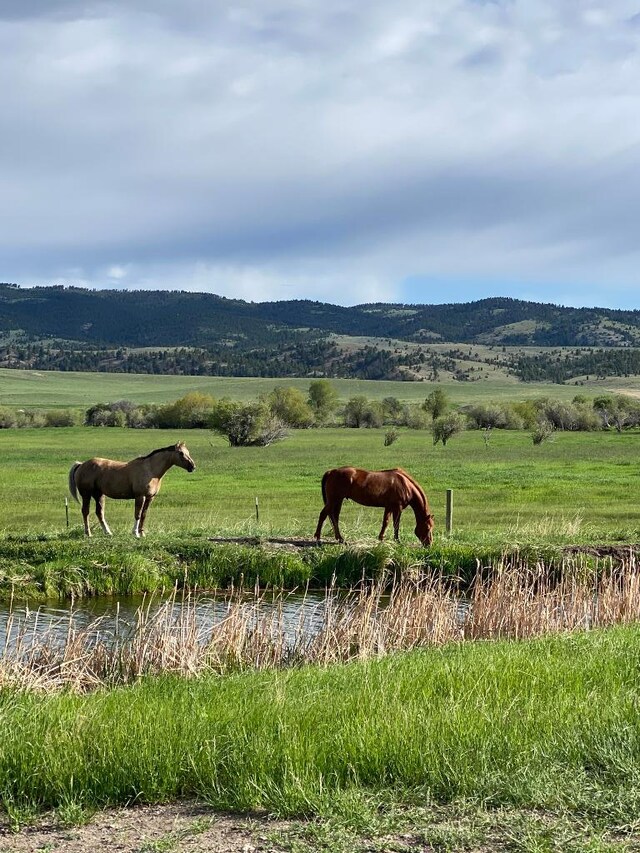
(432, 412), (465, 446)
(210, 400), (288, 446)
(267, 386), (314, 428)
(382, 396), (403, 424)
(423, 388), (449, 421)
(344, 396), (383, 428)
(155, 392), (215, 429)
(308, 380), (338, 424)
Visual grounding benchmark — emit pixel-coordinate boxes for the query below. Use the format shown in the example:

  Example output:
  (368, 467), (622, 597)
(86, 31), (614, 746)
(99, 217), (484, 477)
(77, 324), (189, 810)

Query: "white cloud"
(1, 1), (640, 306)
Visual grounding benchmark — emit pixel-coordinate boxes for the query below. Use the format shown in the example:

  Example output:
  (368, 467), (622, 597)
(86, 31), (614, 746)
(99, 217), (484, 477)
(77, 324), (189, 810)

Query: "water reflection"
(0, 591), (329, 652)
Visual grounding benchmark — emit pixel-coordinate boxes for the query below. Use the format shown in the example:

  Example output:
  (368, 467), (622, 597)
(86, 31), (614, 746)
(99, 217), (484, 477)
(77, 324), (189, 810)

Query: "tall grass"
(3, 557), (640, 692)
(2, 625), (640, 822)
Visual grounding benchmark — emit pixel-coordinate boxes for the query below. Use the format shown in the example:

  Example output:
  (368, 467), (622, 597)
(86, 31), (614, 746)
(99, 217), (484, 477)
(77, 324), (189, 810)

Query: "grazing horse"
(314, 467), (434, 546)
(68, 442), (196, 538)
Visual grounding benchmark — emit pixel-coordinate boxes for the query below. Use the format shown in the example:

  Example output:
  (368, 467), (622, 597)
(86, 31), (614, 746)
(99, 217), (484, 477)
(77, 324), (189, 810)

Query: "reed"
(3, 554), (640, 693)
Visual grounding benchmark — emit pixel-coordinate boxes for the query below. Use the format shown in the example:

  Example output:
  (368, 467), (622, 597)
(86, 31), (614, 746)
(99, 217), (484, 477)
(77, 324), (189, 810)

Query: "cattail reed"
(2, 554), (640, 692)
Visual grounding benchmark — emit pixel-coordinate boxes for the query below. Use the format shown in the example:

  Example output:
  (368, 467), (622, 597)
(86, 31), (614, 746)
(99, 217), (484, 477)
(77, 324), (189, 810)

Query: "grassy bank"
(0, 531), (610, 600)
(1, 625), (640, 829)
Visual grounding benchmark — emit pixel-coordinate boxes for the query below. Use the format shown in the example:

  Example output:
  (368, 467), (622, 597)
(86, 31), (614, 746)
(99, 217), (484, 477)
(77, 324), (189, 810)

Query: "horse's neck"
(409, 488), (429, 521)
(147, 451), (175, 478)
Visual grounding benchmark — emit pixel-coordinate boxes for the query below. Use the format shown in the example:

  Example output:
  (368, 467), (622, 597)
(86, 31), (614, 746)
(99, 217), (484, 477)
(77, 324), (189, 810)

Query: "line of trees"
(3, 383), (640, 449)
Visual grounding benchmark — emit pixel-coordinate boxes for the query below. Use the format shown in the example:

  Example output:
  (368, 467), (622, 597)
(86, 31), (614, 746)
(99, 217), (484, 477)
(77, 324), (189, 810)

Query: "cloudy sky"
(2, 1), (640, 308)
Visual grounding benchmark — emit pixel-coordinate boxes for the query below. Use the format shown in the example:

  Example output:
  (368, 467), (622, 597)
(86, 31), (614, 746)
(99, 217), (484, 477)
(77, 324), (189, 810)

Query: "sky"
(2, 1), (640, 309)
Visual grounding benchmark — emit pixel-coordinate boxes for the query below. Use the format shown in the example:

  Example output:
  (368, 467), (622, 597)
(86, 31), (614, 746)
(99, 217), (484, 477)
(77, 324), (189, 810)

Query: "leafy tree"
(210, 400), (288, 446)
(423, 388), (449, 421)
(382, 396), (403, 424)
(432, 412), (465, 446)
(267, 386), (313, 428)
(308, 380), (338, 423)
(155, 392), (215, 429)
(344, 396), (383, 428)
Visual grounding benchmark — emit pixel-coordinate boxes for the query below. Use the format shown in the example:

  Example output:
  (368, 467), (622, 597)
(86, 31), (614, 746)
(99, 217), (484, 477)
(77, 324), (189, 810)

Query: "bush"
(267, 386), (314, 428)
(44, 409), (77, 427)
(0, 407), (17, 428)
(384, 429), (399, 446)
(155, 393), (215, 429)
(210, 400), (288, 447)
(433, 412), (465, 446)
(343, 396), (383, 428)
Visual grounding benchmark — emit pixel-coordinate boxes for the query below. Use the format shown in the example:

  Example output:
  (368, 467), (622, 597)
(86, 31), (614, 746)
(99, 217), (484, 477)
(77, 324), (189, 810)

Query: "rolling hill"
(1, 283), (640, 382)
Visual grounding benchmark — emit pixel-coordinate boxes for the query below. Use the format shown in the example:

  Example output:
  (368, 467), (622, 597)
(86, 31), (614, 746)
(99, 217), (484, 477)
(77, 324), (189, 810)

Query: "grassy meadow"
(0, 365), (635, 408)
(2, 627), (640, 838)
(0, 424), (639, 543)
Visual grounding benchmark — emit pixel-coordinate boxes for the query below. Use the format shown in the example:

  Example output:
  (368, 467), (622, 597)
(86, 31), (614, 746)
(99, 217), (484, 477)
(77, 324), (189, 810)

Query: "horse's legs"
(132, 496), (144, 537)
(95, 494), (112, 536)
(314, 506), (329, 540)
(392, 508), (402, 541)
(81, 494), (92, 537)
(329, 499), (344, 543)
(378, 509), (392, 541)
(138, 496), (154, 537)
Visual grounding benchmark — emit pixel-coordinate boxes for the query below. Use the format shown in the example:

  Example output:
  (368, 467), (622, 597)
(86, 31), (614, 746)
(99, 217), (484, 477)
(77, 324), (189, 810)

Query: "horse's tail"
(321, 470), (330, 505)
(68, 462), (82, 503)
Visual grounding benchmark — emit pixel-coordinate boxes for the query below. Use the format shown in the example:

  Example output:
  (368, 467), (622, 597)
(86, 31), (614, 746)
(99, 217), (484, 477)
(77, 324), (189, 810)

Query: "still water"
(0, 591), (329, 651)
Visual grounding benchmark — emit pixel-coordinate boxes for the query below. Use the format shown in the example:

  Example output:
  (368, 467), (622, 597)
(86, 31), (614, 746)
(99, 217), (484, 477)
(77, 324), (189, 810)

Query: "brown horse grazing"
(68, 442), (196, 538)
(314, 467), (434, 546)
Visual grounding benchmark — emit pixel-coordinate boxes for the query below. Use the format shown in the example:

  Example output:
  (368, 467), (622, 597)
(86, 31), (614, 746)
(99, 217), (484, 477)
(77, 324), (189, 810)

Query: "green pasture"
(2, 626), (640, 840)
(0, 366), (636, 408)
(0, 426), (638, 544)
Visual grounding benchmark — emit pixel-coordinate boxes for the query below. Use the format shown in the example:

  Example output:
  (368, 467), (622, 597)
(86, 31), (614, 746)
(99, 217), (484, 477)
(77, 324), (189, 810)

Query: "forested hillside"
(2, 283), (640, 382)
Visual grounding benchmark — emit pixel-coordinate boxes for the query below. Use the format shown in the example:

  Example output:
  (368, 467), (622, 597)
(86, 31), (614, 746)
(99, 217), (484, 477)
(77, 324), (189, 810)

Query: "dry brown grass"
(2, 555), (640, 692)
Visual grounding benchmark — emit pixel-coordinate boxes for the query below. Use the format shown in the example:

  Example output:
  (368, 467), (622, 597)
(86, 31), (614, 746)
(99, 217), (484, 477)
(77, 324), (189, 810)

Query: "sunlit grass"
(2, 625), (640, 826)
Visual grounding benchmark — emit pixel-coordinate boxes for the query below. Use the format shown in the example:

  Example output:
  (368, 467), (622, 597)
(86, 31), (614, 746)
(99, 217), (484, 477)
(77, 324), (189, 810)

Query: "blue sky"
(2, 1), (640, 308)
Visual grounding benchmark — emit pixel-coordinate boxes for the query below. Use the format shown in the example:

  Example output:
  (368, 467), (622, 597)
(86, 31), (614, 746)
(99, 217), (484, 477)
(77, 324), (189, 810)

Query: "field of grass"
(1, 366), (638, 408)
(0, 424), (637, 598)
(0, 425), (639, 543)
(2, 626), (640, 841)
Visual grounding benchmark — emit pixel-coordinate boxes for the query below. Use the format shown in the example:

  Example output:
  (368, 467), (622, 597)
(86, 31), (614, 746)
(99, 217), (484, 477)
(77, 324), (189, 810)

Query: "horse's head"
(175, 442), (196, 472)
(415, 513), (434, 546)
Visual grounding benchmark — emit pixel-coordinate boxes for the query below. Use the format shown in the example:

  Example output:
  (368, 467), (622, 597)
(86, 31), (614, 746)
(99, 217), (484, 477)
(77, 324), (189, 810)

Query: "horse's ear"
(175, 441), (184, 450)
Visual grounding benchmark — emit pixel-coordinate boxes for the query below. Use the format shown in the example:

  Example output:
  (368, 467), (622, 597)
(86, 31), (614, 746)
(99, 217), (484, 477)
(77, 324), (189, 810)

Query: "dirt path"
(0, 802), (287, 853)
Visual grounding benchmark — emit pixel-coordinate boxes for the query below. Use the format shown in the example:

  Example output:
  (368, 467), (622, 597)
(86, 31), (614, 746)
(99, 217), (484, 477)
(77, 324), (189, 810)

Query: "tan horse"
(314, 466), (434, 545)
(68, 442), (196, 537)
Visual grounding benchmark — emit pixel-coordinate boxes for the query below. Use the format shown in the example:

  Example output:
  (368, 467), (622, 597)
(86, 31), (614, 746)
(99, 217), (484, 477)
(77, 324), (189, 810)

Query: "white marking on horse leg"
(101, 520), (112, 536)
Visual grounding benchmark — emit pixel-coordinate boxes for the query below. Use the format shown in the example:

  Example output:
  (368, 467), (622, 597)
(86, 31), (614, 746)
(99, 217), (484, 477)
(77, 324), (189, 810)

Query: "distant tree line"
(3, 384), (640, 454)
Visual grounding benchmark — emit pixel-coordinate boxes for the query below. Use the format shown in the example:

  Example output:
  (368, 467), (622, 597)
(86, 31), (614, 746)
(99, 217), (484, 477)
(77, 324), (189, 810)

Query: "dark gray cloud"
(1, 1), (640, 306)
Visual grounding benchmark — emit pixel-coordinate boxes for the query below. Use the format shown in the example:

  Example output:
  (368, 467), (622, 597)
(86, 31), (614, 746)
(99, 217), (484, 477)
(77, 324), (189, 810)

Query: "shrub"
(343, 396), (383, 428)
(267, 386), (314, 428)
(44, 409), (77, 427)
(307, 380), (338, 424)
(433, 412), (465, 446)
(211, 400), (288, 447)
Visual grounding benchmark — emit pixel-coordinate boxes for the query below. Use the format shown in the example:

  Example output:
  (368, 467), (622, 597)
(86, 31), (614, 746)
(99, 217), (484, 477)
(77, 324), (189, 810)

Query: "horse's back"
(75, 457), (130, 497)
(323, 466), (411, 507)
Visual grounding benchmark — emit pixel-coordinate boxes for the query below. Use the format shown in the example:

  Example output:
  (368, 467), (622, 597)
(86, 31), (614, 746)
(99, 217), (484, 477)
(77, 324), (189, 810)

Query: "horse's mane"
(141, 444), (182, 459)
(395, 468), (430, 514)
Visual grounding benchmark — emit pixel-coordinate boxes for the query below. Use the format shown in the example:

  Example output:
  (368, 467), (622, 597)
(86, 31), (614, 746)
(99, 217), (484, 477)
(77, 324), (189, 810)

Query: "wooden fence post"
(445, 489), (453, 535)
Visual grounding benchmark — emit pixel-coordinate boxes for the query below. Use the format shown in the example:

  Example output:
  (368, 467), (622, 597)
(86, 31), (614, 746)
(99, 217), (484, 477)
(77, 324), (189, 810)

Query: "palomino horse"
(314, 467), (434, 545)
(68, 442), (196, 537)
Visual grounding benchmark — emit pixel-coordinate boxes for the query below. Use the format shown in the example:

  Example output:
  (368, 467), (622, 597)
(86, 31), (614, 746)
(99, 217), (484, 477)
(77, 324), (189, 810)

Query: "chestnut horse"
(68, 442), (196, 538)
(314, 467), (434, 545)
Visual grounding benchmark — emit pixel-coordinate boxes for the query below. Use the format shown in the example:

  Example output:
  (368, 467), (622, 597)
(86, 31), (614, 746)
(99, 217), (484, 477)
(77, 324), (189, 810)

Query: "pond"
(0, 590), (330, 652)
